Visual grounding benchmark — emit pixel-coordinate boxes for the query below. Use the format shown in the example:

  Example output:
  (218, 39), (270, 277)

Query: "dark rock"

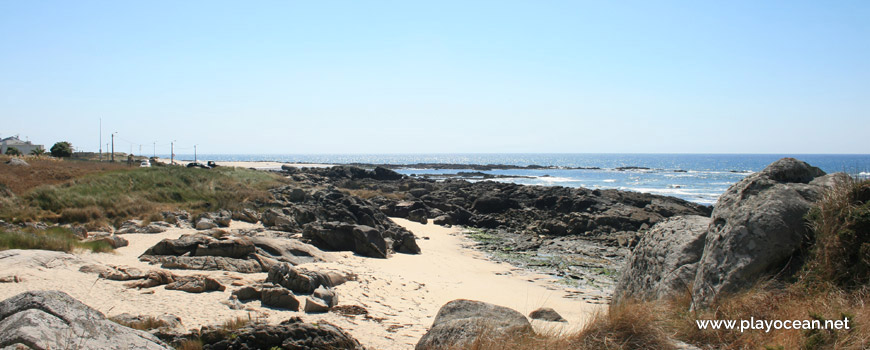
(125, 270), (176, 289)
(165, 275), (225, 293)
(472, 196), (520, 214)
(266, 263), (348, 294)
(232, 284), (269, 301)
(261, 287), (300, 310)
(303, 223), (388, 258)
(373, 166), (403, 180)
(192, 236), (255, 259)
(142, 255), (265, 273)
(231, 209), (260, 223)
(408, 209), (429, 224)
(528, 307), (567, 322)
(0, 290), (170, 350)
(614, 216), (710, 304)
(201, 317), (363, 350)
(416, 299), (532, 350)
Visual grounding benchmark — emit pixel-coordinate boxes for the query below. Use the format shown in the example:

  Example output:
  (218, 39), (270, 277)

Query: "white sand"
(0, 219), (600, 349)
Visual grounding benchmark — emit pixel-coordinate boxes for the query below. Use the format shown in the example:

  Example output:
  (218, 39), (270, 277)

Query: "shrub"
(30, 147), (46, 156)
(5, 147), (21, 156)
(50, 141), (73, 157)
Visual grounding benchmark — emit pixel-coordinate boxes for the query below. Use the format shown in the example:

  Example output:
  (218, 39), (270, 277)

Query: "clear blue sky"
(1, 1), (868, 154)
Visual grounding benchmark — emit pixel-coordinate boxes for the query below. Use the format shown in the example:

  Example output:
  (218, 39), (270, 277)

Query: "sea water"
(165, 154), (870, 205)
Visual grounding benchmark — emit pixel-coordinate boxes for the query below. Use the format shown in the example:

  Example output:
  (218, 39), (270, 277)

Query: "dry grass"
(460, 303), (673, 350)
(174, 339), (203, 350)
(0, 227), (113, 253)
(661, 284), (869, 350)
(109, 315), (170, 331)
(0, 164), (288, 225)
(0, 156), (130, 195)
(802, 179), (870, 288)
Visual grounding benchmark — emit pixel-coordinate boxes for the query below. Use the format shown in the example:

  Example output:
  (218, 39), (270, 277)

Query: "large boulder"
(0, 290), (170, 350)
(266, 263), (348, 294)
(141, 255), (265, 273)
(613, 215), (710, 304)
(164, 275), (225, 293)
(416, 299), (532, 350)
(692, 158), (846, 307)
(201, 317), (363, 350)
(303, 223), (389, 258)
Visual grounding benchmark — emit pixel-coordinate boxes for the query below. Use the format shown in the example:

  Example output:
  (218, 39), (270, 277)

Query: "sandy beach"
(0, 218), (599, 350)
(154, 158), (333, 170)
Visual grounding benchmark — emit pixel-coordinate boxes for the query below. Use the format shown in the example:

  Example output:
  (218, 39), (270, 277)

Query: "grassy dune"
(0, 161), (288, 227)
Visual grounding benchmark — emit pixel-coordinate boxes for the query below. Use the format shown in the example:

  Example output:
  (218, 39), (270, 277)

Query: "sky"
(1, 1), (868, 155)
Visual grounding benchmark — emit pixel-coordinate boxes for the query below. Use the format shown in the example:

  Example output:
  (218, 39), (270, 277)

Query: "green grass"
(1, 166), (288, 225)
(0, 227), (113, 253)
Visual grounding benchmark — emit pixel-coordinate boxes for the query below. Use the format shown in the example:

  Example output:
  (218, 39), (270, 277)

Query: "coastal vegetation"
(0, 158), (288, 227)
(0, 226), (113, 253)
(49, 141), (73, 157)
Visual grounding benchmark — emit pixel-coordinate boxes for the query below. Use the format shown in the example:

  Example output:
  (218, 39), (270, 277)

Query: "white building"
(1, 135), (44, 155)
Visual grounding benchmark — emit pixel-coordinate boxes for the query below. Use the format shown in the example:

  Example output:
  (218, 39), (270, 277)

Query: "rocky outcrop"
(114, 220), (170, 234)
(692, 158), (846, 307)
(416, 299), (532, 350)
(165, 275), (225, 293)
(230, 264), (347, 313)
(139, 232), (327, 273)
(0, 290), (170, 350)
(266, 186), (420, 258)
(266, 263), (349, 294)
(200, 317), (364, 350)
(613, 215), (710, 304)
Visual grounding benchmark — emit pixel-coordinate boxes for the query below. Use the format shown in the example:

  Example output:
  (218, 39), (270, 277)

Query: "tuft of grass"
(803, 179), (870, 289)
(175, 339), (203, 350)
(664, 283), (869, 350)
(0, 227), (113, 253)
(110, 315), (170, 331)
(1, 165), (288, 224)
(457, 302), (672, 350)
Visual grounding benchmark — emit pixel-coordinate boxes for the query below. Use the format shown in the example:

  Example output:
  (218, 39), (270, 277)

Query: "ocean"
(165, 154), (870, 205)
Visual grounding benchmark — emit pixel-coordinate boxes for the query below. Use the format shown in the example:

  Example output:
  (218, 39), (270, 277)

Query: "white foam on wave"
(535, 176), (578, 183)
(602, 179), (617, 183)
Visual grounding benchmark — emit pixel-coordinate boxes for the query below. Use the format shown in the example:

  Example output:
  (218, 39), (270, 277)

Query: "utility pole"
(111, 132), (116, 162)
(153, 142), (156, 158)
(171, 141), (174, 165)
(99, 118), (102, 162)
(194, 145), (197, 164)
(139, 144), (142, 157)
